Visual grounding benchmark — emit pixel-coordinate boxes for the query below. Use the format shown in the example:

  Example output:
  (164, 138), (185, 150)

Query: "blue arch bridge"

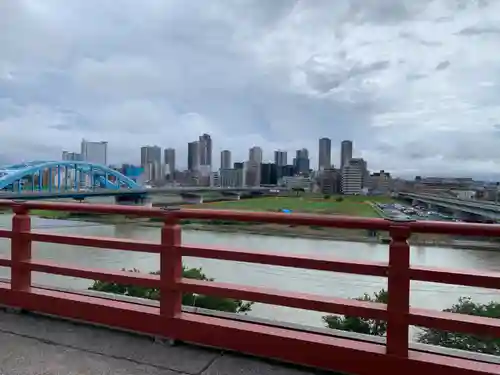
(0, 161), (140, 197)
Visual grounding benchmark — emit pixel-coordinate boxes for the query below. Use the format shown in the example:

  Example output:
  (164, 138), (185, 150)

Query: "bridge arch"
(0, 161), (140, 190)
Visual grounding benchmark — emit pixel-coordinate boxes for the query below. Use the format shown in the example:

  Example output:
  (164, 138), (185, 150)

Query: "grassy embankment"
(180, 195), (392, 241)
(183, 195), (453, 243)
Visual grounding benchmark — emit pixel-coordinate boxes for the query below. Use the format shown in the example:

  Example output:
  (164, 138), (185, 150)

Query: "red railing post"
(386, 223), (411, 357)
(11, 205), (32, 292)
(160, 214), (182, 335)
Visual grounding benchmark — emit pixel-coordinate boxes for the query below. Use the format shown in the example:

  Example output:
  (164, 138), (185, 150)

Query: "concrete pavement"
(0, 309), (333, 375)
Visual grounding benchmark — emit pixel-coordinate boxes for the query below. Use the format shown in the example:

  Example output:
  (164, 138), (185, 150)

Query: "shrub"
(417, 297), (500, 355)
(323, 289), (388, 336)
(90, 267), (253, 314)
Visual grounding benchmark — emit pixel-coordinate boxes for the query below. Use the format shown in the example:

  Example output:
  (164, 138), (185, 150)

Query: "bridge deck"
(0, 308), (327, 375)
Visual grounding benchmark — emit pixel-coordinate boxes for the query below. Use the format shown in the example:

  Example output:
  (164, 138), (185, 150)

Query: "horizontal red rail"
(410, 266), (500, 290)
(0, 229), (12, 239)
(409, 220), (500, 237)
(0, 200), (498, 375)
(177, 208), (392, 229)
(181, 244), (389, 276)
(179, 278), (388, 320)
(410, 308), (500, 338)
(24, 259), (160, 289)
(28, 232), (162, 253)
(0, 256), (11, 268)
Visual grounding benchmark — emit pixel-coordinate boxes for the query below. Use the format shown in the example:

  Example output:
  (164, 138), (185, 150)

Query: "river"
(0, 214), (499, 339)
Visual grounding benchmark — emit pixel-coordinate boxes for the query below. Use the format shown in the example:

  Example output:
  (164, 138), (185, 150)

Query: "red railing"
(0, 200), (499, 375)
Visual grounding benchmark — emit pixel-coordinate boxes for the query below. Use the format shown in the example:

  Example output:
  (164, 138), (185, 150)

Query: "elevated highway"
(0, 186), (279, 201)
(398, 192), (500, 221)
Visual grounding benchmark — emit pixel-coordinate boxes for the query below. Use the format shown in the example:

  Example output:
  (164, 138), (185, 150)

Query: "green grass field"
(191, 195), (396, 217)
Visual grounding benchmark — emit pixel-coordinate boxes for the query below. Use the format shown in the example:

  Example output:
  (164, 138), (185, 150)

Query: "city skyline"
(137, 136), (358, 173)
(2, 2), (500, 179)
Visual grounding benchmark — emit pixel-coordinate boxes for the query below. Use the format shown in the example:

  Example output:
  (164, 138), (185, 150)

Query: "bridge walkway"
(0, 308), (328, 375)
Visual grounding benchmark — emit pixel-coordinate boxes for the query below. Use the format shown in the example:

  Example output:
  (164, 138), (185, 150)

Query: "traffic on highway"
(376, 202), (461, 222)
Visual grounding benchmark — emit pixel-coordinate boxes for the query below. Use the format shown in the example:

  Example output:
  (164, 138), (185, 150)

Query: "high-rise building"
(341, 158), (365, 195)
(318, 138), (332, 170)
(187, 141), (200, 172)
(294, 148), (310, 174)
(244, 160), (261, 187)
(340, 140), (353, 169)
(62, 151), (82, 161)
(81, 139), (107, 165)
(274, 150), (287, 166)
(220, 150), (231, 170)
(163, 148), (175, 181)
(249, 146), (263, 164)
(140, 145), (162, 181)
(260, 163), (278, 185)
(198, 134), (212, 169)
(219, 168), (244, 188)
(318, 169), (341, 195)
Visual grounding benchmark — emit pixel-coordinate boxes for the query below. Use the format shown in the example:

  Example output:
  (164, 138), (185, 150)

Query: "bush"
(90, 267), (253, 314)
(323, 290), (500, 355)
(417, 297), (500, 355)
(335, 197), (344, 202)
(323, 289), (388, 336)
(323, 194), (331, 199)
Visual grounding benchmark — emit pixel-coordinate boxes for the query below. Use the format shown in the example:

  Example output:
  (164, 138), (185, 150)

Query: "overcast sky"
(1, 0), (500, 178)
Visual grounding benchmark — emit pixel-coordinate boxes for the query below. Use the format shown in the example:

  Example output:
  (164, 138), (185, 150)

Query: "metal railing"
(0, 200), (498, 375)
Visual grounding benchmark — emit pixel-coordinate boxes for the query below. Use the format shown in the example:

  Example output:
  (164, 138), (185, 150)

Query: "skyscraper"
(198, 134), (212, 169)
(140, 145), (162, 181)
(294, 148), (310, 174)
(249, 146), (263, 164)
(163, 148), (175, 180)
(340, 140), (353, 169)
(187, 141), (200, 172)
(318, 137), (332, 170)
(220, 150), (231, 170)
(141, 146), (161, 166)
(81, 139), (108, 165)
(274, 150), (287, 166)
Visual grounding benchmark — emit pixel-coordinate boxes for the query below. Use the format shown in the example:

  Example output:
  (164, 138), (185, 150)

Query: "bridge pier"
(221, 191), (241, 200)
(115, 194), (149, 206)
(180, 193), (203, 204)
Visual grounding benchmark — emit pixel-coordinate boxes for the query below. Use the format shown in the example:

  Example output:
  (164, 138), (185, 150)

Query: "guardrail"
(0, 200), (498, 375)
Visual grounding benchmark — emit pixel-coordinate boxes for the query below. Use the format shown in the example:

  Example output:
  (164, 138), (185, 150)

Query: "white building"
(219, 169), (243, 188)
(81, 139), (108, 166)
(210, 172), (220, 187)
(341, 158), (365, 195)
(280, 176), (312, 191)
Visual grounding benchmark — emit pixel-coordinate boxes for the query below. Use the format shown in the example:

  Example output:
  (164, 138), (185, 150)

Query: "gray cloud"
(458, 26), (500, 36)
(436, 61), (451, 70)
(1, 0), (500, 178)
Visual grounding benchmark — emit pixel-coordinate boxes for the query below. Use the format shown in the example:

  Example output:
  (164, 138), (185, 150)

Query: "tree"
(323, 289), (388, 336)
(90, 267), (253, 314)
(291, 187), (305, 197)
(417, 297), (500, 355)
